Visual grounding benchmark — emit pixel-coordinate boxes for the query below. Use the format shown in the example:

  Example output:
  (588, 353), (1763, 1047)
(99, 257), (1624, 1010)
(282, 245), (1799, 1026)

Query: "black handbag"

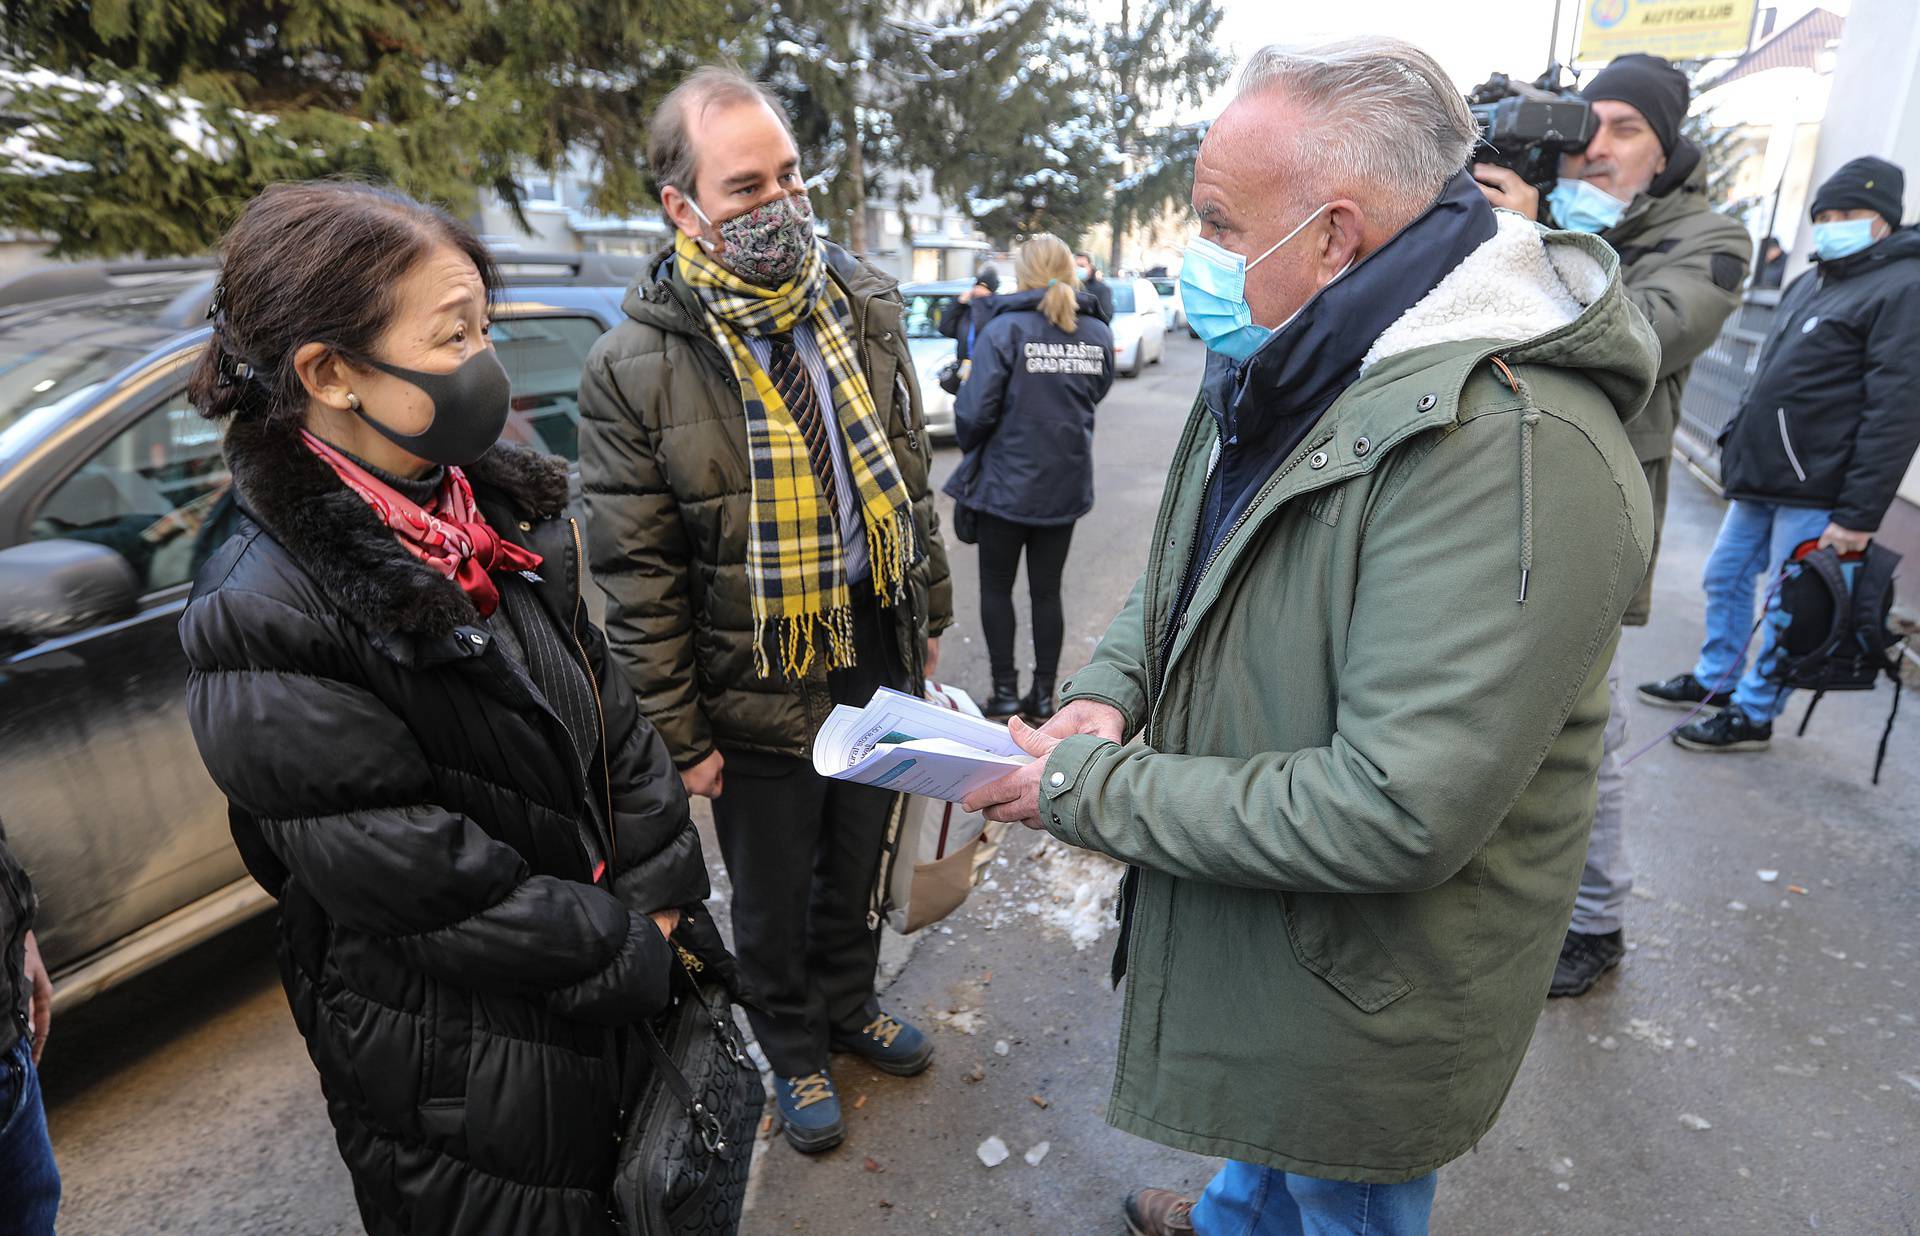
(952, 501), (979, 545)
(936, 357), (963, 397)
(614, 946), (764, 1235)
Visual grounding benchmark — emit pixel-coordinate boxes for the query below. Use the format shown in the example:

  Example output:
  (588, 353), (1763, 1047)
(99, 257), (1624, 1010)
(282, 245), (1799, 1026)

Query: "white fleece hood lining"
(1361, 210), (1609, 373)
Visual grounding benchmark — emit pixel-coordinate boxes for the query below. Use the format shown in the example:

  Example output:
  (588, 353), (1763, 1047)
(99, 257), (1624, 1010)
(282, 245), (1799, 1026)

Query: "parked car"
(0, 251), (639, 1012)
(899, 278), (965, 441)
(1148, 276), (1187, 334)
(1109, 277), (1167, 378)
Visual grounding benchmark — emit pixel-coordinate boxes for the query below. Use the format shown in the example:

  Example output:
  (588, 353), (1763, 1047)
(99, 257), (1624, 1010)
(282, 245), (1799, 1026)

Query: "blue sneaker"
(774, 1071), (845, 1153)
(832, 1010), (935, 1077)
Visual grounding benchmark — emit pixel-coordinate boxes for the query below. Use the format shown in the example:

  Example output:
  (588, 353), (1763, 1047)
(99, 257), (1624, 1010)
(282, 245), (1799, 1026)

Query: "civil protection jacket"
(943, 288), (1114, 526)
(1719, 226), (1920, 531)
(1036, 217), (1659, 1183)
(182, 415), (711, 1235)
(577, 241), (954, 770)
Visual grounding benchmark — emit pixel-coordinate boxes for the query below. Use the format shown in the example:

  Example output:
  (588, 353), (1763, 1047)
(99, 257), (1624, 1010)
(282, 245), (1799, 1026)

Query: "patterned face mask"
(689, 192), (816, 288)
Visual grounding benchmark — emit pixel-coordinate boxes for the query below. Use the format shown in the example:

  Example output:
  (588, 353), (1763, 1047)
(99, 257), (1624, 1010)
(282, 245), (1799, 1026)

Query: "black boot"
(983, 674), (1022, 720)
(1020, 677), (1057, 725)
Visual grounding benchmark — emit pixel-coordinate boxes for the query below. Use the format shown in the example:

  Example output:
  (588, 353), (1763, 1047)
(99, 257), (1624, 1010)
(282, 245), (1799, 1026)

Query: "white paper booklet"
(812, 687), (1031, 802)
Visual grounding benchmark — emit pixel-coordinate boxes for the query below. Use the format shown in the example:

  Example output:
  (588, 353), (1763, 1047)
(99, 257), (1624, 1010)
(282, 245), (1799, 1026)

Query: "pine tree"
(1093, 0), (1230, 269)
(757, 0), (1056, 253)
(0, 0), (731, 256)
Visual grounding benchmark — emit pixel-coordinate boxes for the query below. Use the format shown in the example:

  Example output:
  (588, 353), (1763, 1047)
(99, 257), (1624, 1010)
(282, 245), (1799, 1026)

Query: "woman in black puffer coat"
(180, 181), (716, 1234)
(942, 233), (1113, 722)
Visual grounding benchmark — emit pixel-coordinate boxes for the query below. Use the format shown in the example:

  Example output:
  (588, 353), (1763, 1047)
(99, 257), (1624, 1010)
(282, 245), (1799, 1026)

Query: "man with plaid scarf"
(579, 66), (952, 1155)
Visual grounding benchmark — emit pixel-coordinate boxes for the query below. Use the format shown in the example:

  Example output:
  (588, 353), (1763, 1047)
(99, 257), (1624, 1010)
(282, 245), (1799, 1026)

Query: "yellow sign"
(1576, 0), (1758, 64)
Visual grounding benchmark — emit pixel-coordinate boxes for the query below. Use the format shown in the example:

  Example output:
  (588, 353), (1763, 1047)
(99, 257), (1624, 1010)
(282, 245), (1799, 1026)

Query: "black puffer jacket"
(942, 289), (1114, 526)
(182, 415), (711, 1235)
(0, 818), (32, 1061)
(1720, 227), (1920, 531)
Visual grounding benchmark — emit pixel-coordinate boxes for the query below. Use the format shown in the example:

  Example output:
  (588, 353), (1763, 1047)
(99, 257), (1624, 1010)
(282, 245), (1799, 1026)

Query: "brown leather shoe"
(1125, 1188), (1197, 1235)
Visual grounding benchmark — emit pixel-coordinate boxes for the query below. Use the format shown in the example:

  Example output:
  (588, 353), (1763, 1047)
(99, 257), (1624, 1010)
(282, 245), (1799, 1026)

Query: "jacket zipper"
(568, 518), (619, 876)
(1776, 407), (1808, 482)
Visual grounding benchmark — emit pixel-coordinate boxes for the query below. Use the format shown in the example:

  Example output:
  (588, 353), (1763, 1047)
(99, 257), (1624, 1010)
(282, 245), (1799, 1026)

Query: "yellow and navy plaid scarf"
(677, 231), (917, 679)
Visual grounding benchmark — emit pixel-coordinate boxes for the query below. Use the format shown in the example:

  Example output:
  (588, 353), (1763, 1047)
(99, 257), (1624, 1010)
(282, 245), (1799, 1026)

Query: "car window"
(903, 293), (958, 339)
(1110, 284), (1135, 314)
(493, 315), (608, 462)
(1150, 279), (1177, 299)
(30, 391), (232, 595)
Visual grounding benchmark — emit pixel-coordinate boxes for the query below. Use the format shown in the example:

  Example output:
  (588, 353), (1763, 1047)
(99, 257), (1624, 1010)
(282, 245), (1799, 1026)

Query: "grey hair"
(1238, 38), (1476, 218)
(647, 65), (792, 202)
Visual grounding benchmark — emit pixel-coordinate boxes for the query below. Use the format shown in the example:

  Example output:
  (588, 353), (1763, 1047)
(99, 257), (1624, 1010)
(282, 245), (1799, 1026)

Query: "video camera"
(1467, 72), (1596, 191)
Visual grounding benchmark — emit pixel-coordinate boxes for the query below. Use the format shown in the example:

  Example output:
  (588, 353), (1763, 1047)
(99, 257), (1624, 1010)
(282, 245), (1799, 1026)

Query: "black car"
(0, 252), (639, 1011)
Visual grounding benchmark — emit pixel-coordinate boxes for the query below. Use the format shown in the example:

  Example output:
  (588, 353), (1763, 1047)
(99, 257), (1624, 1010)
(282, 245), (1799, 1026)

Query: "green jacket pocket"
(1280, 891), (1414, 1013)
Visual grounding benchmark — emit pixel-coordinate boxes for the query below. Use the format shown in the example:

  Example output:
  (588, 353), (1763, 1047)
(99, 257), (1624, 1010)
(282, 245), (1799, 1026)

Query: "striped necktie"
(767, 333), (842, 518)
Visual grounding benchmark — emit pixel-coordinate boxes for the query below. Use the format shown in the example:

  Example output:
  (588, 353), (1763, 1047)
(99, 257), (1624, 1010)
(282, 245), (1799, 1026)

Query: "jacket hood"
(1361, 212), (1658, 429)
(221, 412), (572, 640)
(1610, 148), (1710, 241)
(979, 287), (1107, 324)
(618, 238), (901, 340)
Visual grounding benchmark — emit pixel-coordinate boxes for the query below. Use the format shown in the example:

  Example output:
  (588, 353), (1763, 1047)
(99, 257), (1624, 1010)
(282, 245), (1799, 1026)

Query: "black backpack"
(1767, 541), (1907, 783)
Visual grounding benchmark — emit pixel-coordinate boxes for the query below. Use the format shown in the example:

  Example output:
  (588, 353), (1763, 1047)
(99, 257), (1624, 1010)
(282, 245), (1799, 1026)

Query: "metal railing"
(1674, 287), (1780, 479)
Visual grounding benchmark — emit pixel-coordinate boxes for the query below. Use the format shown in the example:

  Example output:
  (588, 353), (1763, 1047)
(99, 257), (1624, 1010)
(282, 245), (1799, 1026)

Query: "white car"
(1109, 277), (1168, 378)
(899, 279), (970, 440)
(1148, 276), (1187, 333)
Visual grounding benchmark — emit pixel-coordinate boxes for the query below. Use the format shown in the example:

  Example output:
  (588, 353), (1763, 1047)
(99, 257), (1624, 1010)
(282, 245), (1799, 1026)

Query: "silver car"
(0, 253), (636, 1011)
(899, 279), (969, 441)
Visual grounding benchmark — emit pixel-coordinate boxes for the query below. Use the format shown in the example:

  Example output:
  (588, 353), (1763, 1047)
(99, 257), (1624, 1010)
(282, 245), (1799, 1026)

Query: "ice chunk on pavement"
(1757, 870), (1779, 883)
(994, 1039), (1011, 1056)
(977, 1136), (1010, 1167)
(1025, 1141), (1051, 1166)
(1678, 1113), (1713, 1131)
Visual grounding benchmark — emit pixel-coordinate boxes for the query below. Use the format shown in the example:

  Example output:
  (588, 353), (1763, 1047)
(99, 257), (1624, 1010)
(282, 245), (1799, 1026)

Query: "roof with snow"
(1701, 7), (1845, 92)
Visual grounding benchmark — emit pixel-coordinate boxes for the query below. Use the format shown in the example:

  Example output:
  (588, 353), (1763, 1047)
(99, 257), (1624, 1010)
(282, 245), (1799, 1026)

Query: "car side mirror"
(0, 540), (141, 648)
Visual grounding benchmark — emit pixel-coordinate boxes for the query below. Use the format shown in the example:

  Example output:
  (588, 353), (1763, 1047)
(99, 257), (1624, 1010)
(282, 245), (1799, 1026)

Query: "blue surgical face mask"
(1180, 203), (1331, 362)
(1547, 178), (1630, 234)
(1812, 218), (1878, 261)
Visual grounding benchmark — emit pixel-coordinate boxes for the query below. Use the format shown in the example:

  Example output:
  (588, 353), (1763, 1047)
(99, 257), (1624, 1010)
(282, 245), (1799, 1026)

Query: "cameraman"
(1475, 53), (1751, 999)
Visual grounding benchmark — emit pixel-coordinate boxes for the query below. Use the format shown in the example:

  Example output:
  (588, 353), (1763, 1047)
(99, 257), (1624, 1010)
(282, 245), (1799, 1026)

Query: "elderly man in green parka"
(967, 39), (1658, 1235)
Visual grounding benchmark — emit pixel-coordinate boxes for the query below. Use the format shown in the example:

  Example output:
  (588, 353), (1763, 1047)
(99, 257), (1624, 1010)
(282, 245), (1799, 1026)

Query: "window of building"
(520, 176), (562, 207)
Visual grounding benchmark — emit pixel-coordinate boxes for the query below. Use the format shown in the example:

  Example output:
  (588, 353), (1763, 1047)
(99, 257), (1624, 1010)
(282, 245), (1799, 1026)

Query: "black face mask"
(353, 347), (512, 467)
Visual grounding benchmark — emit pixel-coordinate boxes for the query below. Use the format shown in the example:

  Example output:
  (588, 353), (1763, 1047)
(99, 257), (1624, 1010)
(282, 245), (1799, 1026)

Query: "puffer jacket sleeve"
(183, 586), (673, 1026)
(580, 616), (710, 914)
(1042, 408), (1646, 894)
(577, 343), (713, 769)
(1833, 280), (1920, 532)
(1625, 213), (1750, 381)
(953, 319), (1012, 453)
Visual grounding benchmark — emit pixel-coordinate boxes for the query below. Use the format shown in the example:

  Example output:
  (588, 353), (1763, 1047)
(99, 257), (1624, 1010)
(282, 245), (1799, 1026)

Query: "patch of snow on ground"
(1027, 839), (1122, 951)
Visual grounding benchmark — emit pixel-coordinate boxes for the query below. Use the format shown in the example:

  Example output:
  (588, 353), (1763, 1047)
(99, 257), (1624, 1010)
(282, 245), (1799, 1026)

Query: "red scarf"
(302, 431), (543, 619)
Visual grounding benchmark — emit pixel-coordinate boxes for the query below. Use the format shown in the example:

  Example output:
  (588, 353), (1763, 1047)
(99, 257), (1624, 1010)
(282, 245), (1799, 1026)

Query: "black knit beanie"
(1810, 157), (1905, 228)
(1582, 54), (1690, 156)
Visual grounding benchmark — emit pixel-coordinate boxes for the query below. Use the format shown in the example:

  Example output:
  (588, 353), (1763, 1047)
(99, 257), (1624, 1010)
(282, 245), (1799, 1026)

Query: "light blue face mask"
(1812, 218), (1879, 261)
(1547, 178), (1630, 235)
(1180, 203), (1330, 362)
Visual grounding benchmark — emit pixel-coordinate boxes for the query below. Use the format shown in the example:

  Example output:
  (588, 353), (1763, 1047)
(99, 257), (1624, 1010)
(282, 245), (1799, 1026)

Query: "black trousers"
(975, 513), (1076, 682)
(710, 600), (906, 1077)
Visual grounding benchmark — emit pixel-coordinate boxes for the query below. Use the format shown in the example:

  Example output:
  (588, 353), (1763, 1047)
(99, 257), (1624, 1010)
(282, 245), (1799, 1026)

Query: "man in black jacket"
(936, 266), (999, 366)
(1640, 157), (1920, 751)
(0, 818), (60, 1234)
(1074, 251), (1117, 319)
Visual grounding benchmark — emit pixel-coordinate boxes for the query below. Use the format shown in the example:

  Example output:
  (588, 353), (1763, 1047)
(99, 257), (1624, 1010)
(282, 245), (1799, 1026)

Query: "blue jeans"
(1192, 1161), (1436, 1236)
(1690, 500), (1832, 724)
(0, 1037), (60, 1235)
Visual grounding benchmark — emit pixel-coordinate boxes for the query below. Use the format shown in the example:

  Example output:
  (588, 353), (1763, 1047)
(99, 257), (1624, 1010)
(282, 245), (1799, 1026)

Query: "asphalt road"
(40, 332), (1920, 1234)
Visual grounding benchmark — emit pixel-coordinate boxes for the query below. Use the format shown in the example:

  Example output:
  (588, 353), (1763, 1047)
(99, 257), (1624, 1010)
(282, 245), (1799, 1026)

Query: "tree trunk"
(844, 96), (868, 255)
(1108, 200), (1125, 274)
